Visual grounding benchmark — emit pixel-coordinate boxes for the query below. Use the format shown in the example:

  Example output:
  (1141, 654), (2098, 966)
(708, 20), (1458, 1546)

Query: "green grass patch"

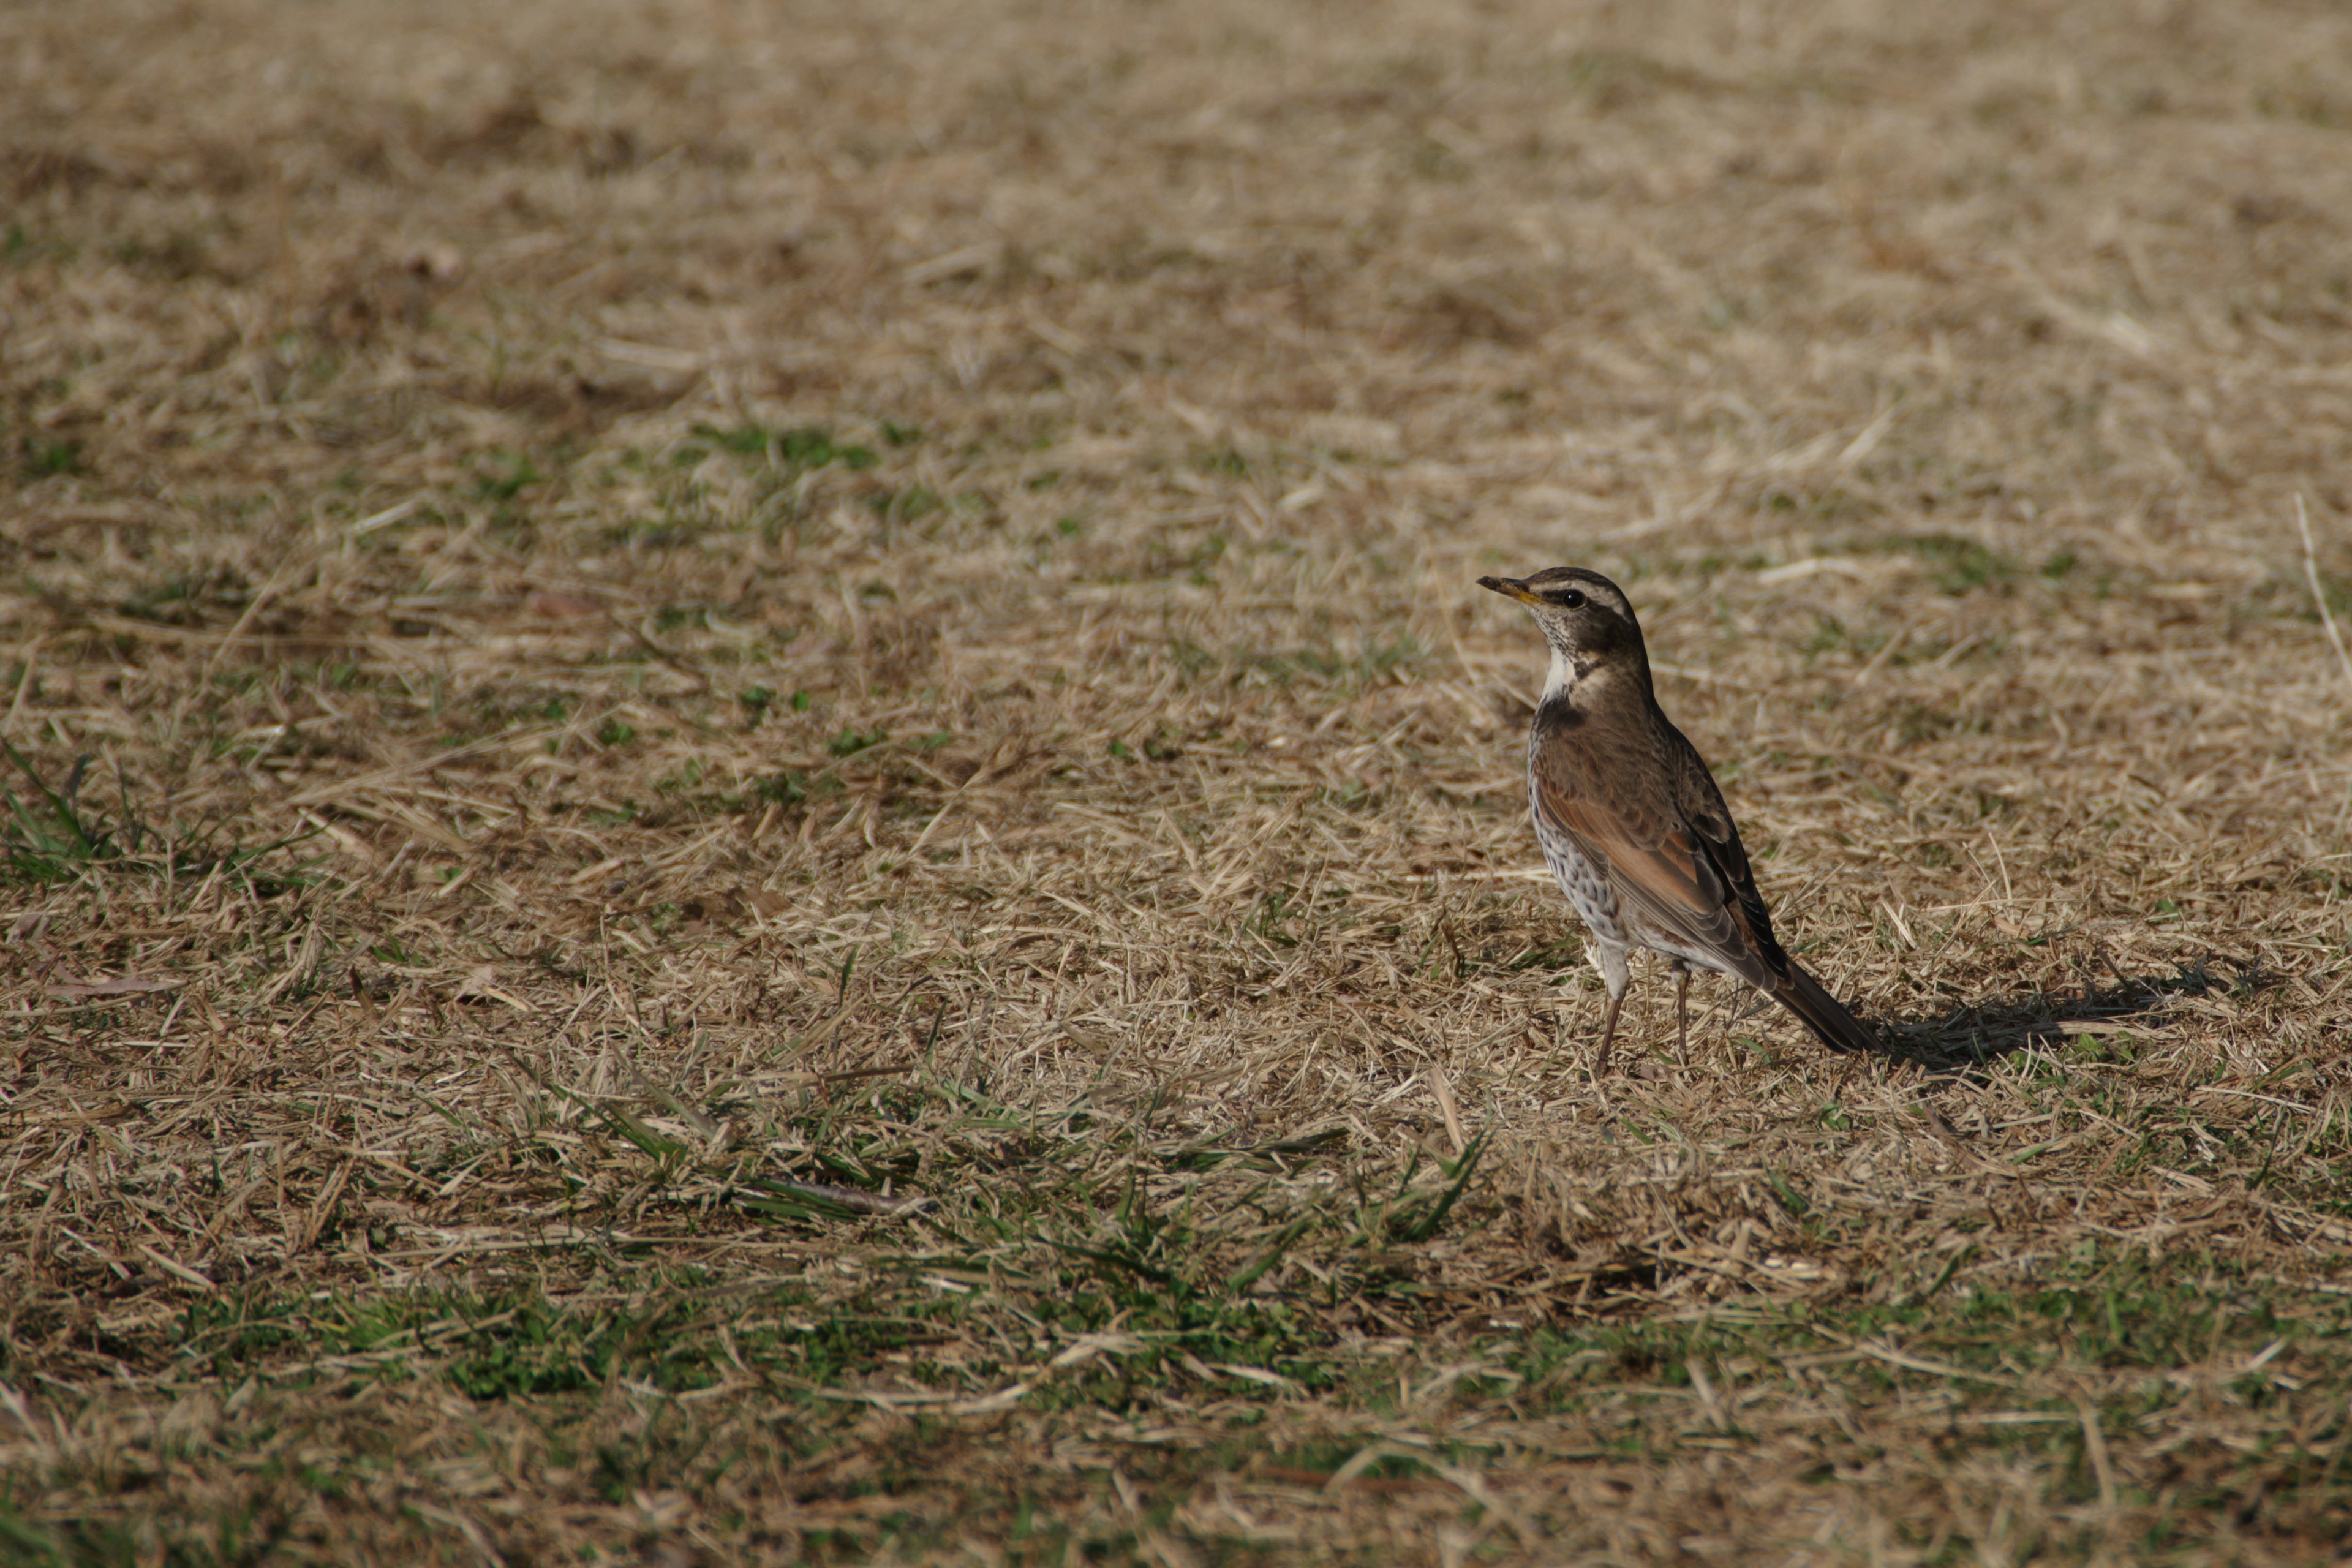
(1, 744), (318, 891)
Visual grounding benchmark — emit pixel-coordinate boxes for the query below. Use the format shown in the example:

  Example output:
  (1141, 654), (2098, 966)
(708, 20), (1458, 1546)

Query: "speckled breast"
(1529, 793), (1629, 952)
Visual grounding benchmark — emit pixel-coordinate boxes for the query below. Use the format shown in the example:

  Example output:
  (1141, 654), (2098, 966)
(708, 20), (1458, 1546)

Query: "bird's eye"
(1551, 589), (1586, 608)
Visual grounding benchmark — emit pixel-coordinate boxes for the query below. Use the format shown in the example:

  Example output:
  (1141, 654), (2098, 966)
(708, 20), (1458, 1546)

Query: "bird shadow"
(1862, 957), (2250, 1076)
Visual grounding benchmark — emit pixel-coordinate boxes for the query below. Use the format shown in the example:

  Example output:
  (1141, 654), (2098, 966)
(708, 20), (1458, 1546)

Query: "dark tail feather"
(1771, 962), (1880, 1056)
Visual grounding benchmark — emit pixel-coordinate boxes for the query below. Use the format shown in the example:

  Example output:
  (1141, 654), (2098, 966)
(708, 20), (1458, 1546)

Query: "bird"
(1479, 566), (1880, 1068)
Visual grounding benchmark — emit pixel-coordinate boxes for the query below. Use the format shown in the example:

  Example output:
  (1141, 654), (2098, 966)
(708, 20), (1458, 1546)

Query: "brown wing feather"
(1528, 709), (1780, 990)
(1654, 717), (1795, 975)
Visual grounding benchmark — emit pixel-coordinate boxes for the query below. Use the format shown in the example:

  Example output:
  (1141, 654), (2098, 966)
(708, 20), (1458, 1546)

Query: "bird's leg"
(1672, 961), (1691, 1063)
(1589, 943), (1632, 1075)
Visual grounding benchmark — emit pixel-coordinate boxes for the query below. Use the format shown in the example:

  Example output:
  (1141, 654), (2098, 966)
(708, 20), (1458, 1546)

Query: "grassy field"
(5, 0), (2352, 1561)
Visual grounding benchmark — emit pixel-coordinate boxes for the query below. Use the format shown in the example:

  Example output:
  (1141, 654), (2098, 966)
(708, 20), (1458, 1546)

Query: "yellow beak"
(1476, 575), (1542, 606)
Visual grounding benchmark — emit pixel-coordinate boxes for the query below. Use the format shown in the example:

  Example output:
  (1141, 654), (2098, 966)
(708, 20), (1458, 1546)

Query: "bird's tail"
(1771, 962), (1880, 1056)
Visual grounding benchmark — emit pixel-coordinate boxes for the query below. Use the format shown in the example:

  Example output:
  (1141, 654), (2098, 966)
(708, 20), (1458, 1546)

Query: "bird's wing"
(1658, 719), (1792, 973)
(1529, 723), (1781, 989)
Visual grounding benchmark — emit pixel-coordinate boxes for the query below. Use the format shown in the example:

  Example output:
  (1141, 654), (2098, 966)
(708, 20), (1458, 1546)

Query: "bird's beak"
(1477, 575), (1542, 606)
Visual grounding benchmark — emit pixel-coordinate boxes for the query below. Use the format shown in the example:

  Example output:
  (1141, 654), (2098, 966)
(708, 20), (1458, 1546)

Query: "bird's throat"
(1540, 644), (1583, 702)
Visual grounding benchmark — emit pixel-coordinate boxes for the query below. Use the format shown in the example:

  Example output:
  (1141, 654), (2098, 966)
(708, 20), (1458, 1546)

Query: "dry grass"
(4, 0), (2352, 1561)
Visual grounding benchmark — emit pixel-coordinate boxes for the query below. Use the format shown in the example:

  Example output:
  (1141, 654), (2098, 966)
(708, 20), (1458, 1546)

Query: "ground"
(4, 1), (2352, 1562)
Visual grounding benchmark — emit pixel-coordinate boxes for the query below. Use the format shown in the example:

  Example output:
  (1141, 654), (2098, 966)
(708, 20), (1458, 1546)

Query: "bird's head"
(1476, 566), (1648, 695)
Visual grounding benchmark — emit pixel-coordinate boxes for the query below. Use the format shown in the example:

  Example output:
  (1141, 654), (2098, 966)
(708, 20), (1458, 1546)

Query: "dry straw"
(2294, 494), (2352, 695)
(3, 0), (2351, 1562)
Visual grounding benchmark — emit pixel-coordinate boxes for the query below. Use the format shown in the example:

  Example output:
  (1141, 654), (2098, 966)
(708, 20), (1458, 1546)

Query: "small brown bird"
(1480, 567), (1879, 1066)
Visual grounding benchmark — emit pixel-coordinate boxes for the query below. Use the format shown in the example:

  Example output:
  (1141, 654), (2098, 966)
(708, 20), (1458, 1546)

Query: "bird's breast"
(1531, 805), (1626, 945)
